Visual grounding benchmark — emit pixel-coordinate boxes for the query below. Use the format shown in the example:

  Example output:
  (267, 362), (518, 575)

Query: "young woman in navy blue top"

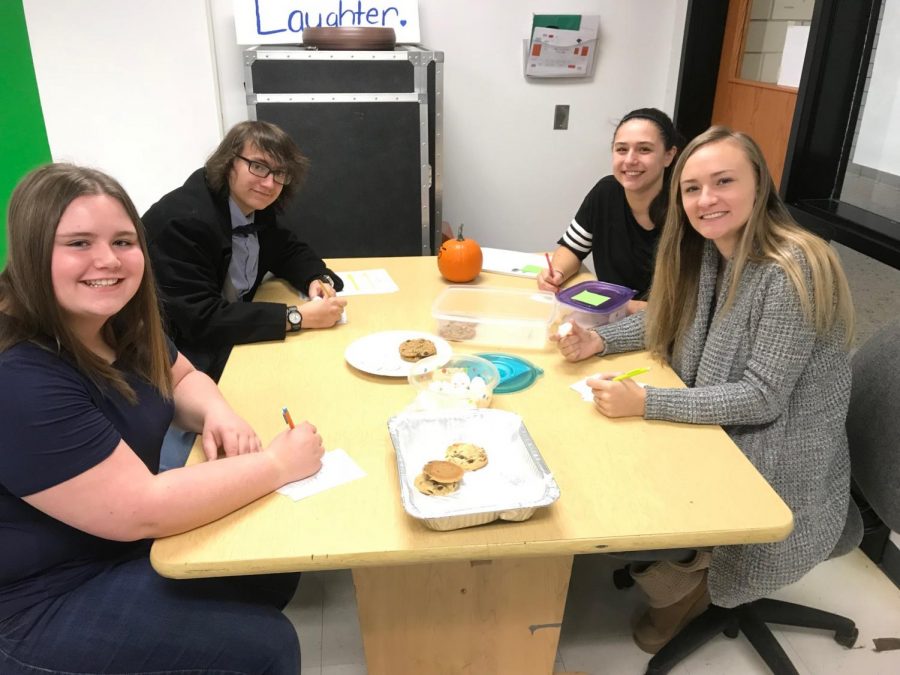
(0, 164), (323, 674)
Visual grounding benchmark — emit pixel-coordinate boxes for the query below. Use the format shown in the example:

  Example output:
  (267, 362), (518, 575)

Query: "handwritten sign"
(233, 0), (421, 44)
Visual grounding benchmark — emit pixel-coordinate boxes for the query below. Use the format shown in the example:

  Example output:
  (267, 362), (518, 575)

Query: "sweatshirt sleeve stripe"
(560, 219), (592, 253)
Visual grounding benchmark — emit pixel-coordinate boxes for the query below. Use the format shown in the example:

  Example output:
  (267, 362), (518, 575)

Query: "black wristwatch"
(316, 274), (334, 287)
(286, 305), (303, 332)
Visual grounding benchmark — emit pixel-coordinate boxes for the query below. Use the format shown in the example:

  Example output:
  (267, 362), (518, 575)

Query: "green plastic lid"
(475, 353), (543, 394)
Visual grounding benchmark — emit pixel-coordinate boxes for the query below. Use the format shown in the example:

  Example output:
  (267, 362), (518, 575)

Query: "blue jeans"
(158, 344), (228, 472)
(0, 552), (301, 674)
(158, 424), (197, 471)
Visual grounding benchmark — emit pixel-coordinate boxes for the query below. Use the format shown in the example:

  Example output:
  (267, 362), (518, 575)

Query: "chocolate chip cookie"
(445, 442), (489, 471)
(399, 338), (437, 362)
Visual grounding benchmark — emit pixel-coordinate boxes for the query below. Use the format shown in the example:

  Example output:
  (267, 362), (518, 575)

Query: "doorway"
(675, 0), (815, 188)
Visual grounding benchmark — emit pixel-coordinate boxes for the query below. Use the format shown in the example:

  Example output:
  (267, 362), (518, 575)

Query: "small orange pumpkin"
(438, 224), (483, 282)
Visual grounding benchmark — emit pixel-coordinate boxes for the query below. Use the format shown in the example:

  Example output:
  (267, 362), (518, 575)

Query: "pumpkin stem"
(457, 223), (465, 241)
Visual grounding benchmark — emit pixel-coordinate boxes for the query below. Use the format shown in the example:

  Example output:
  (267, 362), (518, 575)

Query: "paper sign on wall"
(777, 25), (809, 88)
(233, 0), (421, 45)
(526, 14), (600, 78)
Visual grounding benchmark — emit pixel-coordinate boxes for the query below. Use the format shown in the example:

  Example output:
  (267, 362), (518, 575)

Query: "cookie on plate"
(414, 472), (460, 496)
(445, 442), (488, 471)
(399, 338), (437, 362)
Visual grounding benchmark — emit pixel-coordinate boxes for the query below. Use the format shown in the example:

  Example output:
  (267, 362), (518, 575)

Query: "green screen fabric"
(0, 1), (52, 269)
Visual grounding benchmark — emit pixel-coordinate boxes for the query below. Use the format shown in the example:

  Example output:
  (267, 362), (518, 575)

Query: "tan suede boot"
(630, 551), (710, 608)
(632, 572), (711, 654)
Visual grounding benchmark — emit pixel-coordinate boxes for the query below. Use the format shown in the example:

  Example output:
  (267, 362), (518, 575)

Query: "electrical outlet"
(554, 105), (570, 130)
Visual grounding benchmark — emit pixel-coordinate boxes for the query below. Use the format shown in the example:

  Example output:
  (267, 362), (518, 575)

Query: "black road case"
(245, 45), (443, 258)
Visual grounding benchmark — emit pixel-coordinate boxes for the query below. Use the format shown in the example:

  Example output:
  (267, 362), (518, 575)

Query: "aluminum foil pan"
(387, 409), (561, 531)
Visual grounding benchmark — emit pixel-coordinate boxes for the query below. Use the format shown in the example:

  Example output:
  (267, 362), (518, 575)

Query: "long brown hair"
(0, 163), (173, 402)
(205, 120), (310, 208)
(645, 127), (855, 359)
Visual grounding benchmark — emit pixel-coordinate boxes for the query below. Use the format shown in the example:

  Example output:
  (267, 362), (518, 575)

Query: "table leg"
(353, 555), (573, 675)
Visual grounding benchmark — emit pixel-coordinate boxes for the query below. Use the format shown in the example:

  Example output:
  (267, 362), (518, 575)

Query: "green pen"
(612, 367), (650, 382)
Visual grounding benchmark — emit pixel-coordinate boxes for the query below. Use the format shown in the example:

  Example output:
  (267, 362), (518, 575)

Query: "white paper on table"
(571, 375), (647, 401)
(336, 269), (399, 296)
(480, 247), (549, 278)
(276, 449), (365, 501)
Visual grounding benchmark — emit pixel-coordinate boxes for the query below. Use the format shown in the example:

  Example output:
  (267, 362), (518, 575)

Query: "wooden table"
(151, 256), (793, 675)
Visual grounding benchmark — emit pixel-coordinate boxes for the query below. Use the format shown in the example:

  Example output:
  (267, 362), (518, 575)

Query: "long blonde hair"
(0, 163), (173, 402)
(645, 127), (855, 360)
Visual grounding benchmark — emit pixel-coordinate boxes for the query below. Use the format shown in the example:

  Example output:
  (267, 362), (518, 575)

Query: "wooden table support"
(354, 555), (573, 675)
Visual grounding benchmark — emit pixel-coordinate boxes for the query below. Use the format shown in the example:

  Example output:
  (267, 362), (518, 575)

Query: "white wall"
(23, 0), (223, 214)
(418, 0), (688, 250)
(25, 0), (688, 252)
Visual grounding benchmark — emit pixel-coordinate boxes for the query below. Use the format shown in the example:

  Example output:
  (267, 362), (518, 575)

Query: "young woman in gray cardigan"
(554, 127), (855, 651)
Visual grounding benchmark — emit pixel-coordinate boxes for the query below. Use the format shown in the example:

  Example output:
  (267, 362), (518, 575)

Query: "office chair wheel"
(613, 566), (635, 589)
(723, 625), (739, 639)
(834, 625), (858, 648)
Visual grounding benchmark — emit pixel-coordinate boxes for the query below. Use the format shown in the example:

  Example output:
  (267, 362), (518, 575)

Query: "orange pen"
(281, 406), (295, 429)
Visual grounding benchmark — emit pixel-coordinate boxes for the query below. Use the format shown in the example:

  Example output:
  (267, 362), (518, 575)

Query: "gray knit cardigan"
(596, 240), (852, 608)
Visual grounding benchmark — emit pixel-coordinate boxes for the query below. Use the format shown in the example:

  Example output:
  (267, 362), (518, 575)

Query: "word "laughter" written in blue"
(254, 0), (407, 35)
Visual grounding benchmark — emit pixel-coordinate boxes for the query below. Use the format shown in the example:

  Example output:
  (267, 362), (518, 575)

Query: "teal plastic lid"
(475, 353), (543, 394)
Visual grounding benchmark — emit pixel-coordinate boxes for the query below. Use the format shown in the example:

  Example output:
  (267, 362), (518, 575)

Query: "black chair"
(623, 317), (900, 675)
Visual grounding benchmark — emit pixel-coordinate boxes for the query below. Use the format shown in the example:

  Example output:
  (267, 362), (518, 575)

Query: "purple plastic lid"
(557, 280), (636, 313)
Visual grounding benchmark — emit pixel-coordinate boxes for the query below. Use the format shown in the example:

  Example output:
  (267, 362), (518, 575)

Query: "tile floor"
(286, 549), (900, 675)
(286, 244), (900, 674)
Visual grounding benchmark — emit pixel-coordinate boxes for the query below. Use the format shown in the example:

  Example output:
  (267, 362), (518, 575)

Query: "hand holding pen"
(537, 252), (565, 293)
(268, 406), (324, 481)
(299, 295), (347, 329)
(586, 368), (649, 418)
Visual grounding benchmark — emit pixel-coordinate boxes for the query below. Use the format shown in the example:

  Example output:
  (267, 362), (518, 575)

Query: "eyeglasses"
(235, 155), (292, 185)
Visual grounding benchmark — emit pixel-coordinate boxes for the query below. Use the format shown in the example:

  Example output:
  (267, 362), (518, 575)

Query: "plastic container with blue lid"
(555, 280), (635, 329)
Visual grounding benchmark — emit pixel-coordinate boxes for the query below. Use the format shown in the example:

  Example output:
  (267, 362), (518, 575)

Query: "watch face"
(287, 308), (302, 329)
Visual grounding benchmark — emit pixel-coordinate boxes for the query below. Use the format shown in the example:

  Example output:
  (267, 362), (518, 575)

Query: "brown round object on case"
(422, 460), (465, 484)
(302, 27), (396, 51)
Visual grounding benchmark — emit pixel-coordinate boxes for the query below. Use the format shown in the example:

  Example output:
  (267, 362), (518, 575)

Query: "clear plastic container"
(408, 354), (500, 409)
(431, 287), (557, 349)
(555, 280), (635, 329)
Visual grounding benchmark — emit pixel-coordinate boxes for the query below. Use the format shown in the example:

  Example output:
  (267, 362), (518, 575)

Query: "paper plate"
(345, 330), (452, 377)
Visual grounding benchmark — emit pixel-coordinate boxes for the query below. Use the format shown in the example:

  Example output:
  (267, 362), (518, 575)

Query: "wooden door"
(711, 0), (803, 187)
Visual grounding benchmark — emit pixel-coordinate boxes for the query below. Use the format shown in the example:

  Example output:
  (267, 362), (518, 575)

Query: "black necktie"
(232, 223), (259, 237)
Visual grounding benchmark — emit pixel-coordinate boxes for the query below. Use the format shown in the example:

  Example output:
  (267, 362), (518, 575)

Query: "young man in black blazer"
(144, 120), (346, 382)
(144, 121), (346, 470)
